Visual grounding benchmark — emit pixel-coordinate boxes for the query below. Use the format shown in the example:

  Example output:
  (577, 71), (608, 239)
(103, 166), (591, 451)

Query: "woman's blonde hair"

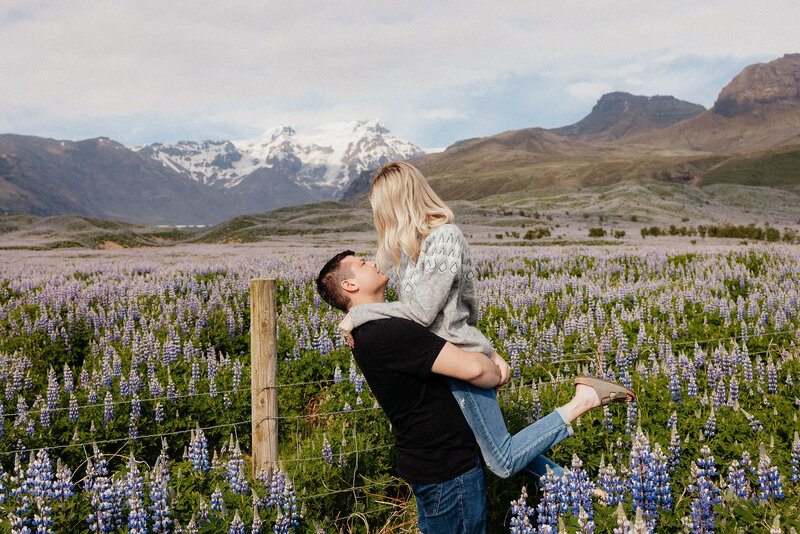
(370, 161), (453, 272)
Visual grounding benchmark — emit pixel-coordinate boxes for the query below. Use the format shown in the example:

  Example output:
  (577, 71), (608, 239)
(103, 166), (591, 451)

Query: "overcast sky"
(2, 1), (798, 149)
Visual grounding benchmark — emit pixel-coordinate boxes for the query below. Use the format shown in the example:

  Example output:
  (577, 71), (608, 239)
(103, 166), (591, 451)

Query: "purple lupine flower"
(321, 436), (333, 467)
(154, 402), (164, 424)
(791, 432), (800, 483)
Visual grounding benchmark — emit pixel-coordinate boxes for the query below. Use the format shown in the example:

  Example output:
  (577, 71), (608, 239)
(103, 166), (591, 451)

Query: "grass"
(698, 144), (800, 186)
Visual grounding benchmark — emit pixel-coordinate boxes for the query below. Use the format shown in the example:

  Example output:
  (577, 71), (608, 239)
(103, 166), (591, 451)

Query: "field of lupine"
(1, 243), (800, 533)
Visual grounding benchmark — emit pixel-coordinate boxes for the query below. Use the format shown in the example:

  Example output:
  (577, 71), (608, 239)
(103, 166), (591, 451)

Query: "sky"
(1, 1), (798, 150)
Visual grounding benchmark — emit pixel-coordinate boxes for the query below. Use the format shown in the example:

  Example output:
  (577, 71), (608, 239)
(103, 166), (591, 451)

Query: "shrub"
(588, 227), (606, 238)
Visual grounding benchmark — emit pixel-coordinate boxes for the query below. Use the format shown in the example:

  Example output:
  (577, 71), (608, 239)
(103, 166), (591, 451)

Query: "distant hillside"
(550, 92), (705, 141)
(0, 202), (375, 249)
(4, 183), (800, 249)
(697, 143), (800, 186)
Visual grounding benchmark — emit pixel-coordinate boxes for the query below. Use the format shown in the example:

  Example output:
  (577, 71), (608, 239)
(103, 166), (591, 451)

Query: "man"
(316, 250), (506, 532)
(315, 251), (633, 532)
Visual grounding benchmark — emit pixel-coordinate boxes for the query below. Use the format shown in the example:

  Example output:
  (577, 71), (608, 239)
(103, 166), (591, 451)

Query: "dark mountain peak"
(713, 53), (800, 118)
(551, 92), (705, 141)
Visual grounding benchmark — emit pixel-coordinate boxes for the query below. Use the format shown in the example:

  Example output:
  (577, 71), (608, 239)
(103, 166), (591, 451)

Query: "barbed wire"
(1, 386), (250, 420)
(284, 444), (393, 466)
(258, 406), (381, 423)
(0, 419), (252, 457)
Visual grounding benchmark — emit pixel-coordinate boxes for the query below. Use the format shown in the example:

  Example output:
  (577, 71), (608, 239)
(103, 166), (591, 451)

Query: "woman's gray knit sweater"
(348, 223), (494, 355)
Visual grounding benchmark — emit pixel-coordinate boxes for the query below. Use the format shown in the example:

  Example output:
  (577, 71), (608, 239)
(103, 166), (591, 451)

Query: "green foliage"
(588, 227), (606, 237)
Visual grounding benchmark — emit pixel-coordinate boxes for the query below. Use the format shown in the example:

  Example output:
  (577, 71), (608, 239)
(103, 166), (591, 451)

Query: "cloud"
(567, 82), (615, 102)
(1, 1), (798, 146)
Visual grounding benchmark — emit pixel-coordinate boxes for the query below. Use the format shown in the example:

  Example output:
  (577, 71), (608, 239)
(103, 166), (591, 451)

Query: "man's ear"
(340, 278), (358, 294)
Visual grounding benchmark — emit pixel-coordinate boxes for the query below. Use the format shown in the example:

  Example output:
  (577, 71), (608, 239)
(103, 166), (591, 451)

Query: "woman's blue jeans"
(447, 378), (571, 481)
(410, 458), (486, 534)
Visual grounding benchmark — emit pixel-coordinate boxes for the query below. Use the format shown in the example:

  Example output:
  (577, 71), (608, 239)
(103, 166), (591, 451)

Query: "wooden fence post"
(250, 279), (278, 478)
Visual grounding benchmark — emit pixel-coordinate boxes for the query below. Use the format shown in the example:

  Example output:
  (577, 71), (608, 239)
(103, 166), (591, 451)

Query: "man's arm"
(430, 342), (501, 389)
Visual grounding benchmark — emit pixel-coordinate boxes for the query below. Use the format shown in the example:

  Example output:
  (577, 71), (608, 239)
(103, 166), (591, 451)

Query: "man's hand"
(490, 352), (511, 389)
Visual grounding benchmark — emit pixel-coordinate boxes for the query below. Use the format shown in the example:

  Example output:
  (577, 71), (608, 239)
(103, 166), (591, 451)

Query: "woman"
(342, 161), (634, 480)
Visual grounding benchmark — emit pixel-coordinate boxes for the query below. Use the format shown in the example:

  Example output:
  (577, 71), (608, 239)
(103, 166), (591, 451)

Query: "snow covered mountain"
(134, 120), (425, 199)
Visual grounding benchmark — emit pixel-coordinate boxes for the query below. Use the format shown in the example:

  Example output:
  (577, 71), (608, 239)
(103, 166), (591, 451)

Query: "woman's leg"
(447, 378), (573, 479)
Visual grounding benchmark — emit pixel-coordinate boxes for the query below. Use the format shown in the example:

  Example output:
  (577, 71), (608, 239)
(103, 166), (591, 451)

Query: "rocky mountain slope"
(0, 135), (227, 225)
(550, 92), (705, 141)
(630, 53), (800, 153)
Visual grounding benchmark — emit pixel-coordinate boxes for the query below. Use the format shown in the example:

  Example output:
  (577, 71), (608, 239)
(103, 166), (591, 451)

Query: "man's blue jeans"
(447, 378), (571, 481)
(410, 458), (486, 534)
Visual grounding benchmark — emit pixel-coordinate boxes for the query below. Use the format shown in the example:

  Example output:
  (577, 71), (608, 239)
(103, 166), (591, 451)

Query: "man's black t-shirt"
(351, 317), (479, 484)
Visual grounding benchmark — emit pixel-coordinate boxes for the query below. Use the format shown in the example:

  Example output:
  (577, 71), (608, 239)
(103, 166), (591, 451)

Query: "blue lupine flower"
(102, 392), (113, 426)
(565, 454), (594, 522)
(726, 460), (750, 499)
(629, 429), (671, 527)
(210, 484), (225, 514)
(756, 451), (784, 502)
(332, 365), (343, 384)
(228, 510), (245, 534)
(154, 402), (164, 424)
(53, 459), (73, 502)
(227, 441), (249, 495)
(63, 363), (74, 393)
(535, 466), (564, 533)
(149, 454), (171, 533)
(685, 445), (722, 534)
(251, 505), (263, 534)
(33, 497), (54, 534)
(625, 401), (638, 434)
(598, 457), (623, 506)
(187, 424), (209, 472)
(509, 486), (534, 533)
(602, 406), (613, 431)
(703, 409), (716, 438)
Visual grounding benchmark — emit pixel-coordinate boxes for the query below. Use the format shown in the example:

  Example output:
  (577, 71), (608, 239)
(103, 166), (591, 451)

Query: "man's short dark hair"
(316, 250), (355, 311)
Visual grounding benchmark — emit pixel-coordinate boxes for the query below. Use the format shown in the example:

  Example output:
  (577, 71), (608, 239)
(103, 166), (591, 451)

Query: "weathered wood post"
(250, 279), (278, 477)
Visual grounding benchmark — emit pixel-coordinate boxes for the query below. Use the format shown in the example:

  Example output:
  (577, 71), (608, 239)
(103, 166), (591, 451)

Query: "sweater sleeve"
(351, 225), (494, 355)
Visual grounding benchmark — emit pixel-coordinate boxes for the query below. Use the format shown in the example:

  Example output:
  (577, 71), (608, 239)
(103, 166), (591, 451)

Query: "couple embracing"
(316, 162), (634, 533)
